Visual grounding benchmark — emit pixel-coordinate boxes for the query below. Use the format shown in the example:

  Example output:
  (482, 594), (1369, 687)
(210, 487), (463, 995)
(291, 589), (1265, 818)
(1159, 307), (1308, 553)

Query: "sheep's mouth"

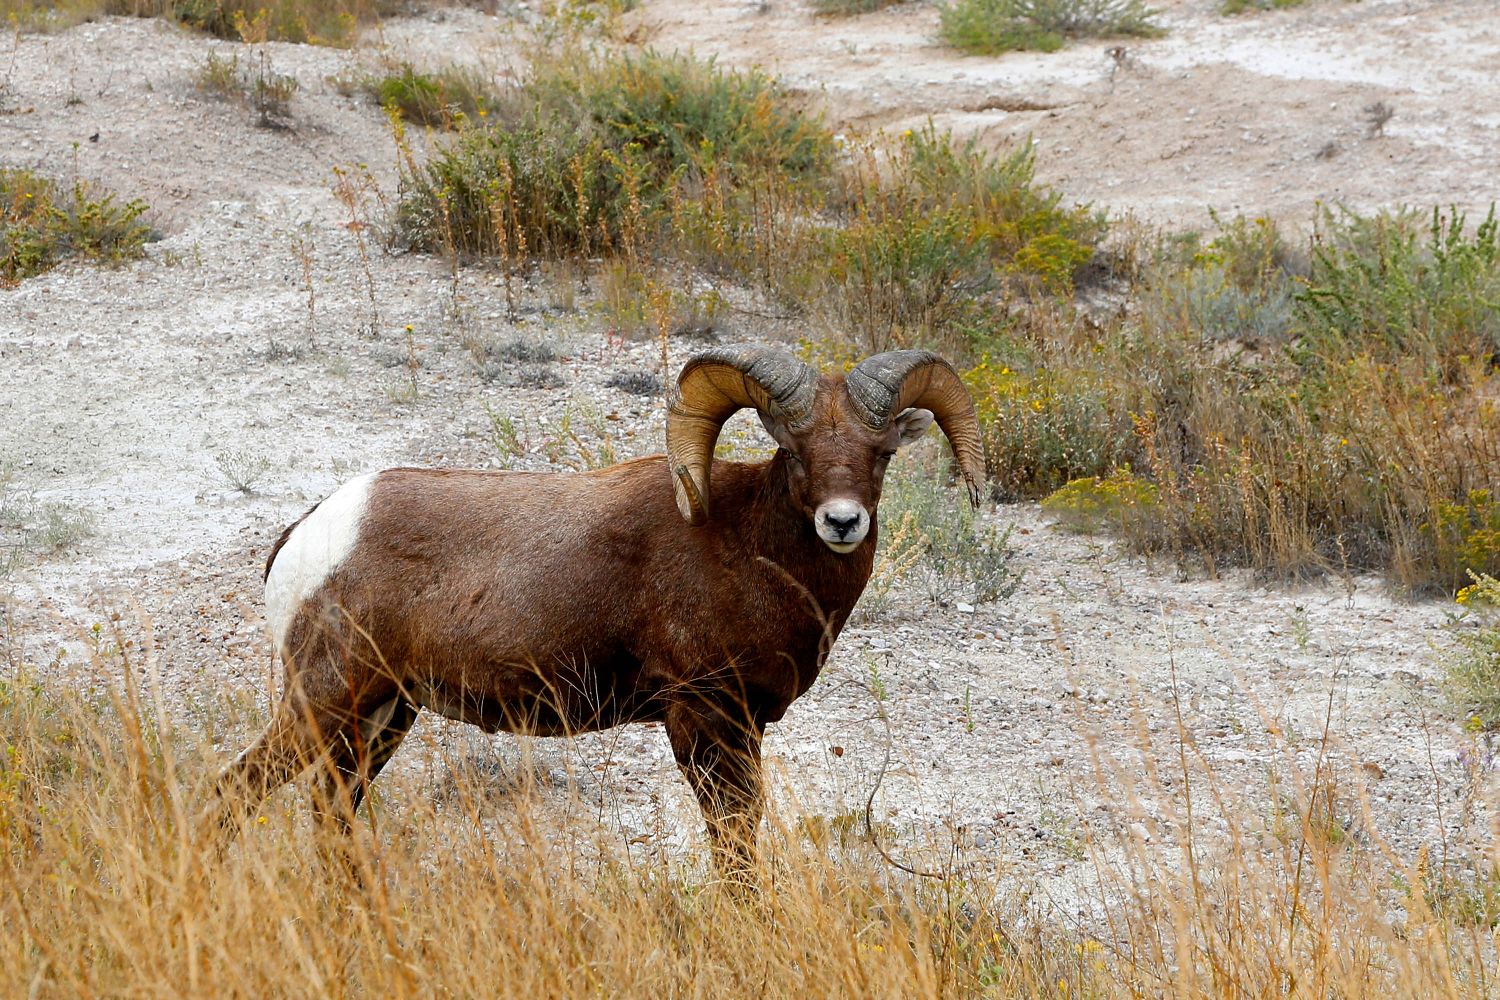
(820, 537), (863, 554)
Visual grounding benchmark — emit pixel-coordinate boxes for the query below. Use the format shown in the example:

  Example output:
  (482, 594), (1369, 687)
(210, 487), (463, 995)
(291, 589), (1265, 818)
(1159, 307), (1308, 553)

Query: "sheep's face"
(762, 396), (934, 554)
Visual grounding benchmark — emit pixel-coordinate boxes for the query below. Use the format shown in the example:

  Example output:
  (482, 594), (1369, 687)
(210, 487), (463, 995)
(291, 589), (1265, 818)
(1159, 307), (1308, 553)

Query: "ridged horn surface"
(846, 350), (986, 507)
(666, 346), (817, 524)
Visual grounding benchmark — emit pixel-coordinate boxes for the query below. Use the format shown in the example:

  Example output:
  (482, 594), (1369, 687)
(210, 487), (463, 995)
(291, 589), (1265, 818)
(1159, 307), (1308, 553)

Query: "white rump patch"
(264, 472), (376, 653)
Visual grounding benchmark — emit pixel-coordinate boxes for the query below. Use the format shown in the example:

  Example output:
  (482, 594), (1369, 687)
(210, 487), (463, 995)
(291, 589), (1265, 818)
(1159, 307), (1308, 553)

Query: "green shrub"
(811, 0), (902, 14)
(524, 49), (832, 186)
(1150, 216), (1301, 344)
(394, 49), (833, 259)
(823, 206), (992, 352)
(0, 0), (395, 42)
(823, 126), (1101, 351)
(371, 64), (501, 129)
(939, 0), (1161, 55)
(1, 170), (150, 285)
(1298, 206), (1500, 376)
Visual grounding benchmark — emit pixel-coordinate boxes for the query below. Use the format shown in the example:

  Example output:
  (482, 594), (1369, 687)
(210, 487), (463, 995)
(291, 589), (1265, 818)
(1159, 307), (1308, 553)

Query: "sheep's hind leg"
(665, 699), (765, 894)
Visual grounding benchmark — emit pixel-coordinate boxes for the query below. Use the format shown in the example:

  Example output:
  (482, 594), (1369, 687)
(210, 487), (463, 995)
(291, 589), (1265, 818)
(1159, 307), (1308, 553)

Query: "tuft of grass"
(212, 450), (272, 495)
(0, 467), (94, 576)
(604, 370), (662, 395)
(939, 0), (1162, 54)
(1, 169), (150, 285)
(368, 63), (502, 129)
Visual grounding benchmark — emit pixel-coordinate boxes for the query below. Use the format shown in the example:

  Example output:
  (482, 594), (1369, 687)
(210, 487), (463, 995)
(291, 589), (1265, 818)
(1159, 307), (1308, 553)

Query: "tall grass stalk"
(1, 613), (1495, 997)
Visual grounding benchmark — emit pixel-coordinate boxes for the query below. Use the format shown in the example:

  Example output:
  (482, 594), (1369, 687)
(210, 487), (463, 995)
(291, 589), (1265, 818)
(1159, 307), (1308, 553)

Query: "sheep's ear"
(758, 408), (798, 453)
(893, 407), (934, 447)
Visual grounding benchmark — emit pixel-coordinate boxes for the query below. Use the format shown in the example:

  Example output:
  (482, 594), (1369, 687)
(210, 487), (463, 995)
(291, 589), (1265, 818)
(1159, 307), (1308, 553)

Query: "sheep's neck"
(738, 452), (874, 628)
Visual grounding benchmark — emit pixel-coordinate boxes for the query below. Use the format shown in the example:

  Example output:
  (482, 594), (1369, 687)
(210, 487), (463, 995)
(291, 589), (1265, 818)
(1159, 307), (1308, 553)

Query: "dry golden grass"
(2, 614), (1496, 998)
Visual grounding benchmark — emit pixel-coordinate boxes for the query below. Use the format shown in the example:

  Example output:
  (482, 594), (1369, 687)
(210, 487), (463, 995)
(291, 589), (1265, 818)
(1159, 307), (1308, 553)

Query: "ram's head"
(667, 346), (985, 553)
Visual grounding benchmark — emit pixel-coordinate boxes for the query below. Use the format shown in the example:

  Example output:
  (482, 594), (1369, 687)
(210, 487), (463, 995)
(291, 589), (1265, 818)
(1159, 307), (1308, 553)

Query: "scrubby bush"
(173, 0), (394, 45)
(1298, 206), (1500, 376)
(1, 169), (150, 285)
(954, 206), (1500, 592)
(394, 49), (833, 260)
(965, 359), (1138, 500)
(824, 126), (1101, 351)
(939, 0), (1161, 55)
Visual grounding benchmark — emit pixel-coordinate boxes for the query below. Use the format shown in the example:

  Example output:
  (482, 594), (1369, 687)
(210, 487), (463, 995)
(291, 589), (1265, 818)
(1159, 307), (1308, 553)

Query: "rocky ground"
(1, 0), (1495, 905)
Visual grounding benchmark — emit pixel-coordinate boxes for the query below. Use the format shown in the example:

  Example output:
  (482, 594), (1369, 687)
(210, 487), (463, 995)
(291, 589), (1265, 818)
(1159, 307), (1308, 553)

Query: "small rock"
(956, 602), (975, 614)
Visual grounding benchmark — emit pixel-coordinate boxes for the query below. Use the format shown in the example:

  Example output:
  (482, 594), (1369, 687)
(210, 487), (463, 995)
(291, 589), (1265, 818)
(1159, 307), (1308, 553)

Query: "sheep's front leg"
(665, 699), (764, 891)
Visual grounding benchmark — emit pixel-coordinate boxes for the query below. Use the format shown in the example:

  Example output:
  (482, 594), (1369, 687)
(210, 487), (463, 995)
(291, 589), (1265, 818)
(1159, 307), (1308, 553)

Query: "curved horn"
(666, 346), (817, 524)
(846, 350), (986, 508)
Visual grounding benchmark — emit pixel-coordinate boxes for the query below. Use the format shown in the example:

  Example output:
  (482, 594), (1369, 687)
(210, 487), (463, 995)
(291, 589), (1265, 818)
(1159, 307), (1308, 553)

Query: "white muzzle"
(815, 499), (869, 553)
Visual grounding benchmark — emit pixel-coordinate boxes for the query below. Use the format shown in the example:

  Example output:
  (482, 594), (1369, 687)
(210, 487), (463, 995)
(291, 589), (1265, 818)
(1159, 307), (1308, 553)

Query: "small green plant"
(369, 63), (500, 129)
(1, 169), (150, 285)
(939, 0), (1161, 55)
(194, 50), (299, 127)
(866, 653), (890, 704)
(811, 0), (902, 14)
(486, 406), (528, 468)
(878, 454), (1021, 606)
(1220, 0), (1304, 12)
(1447, 574), (1500, 728)
(0, 467), (94, 576)
(213, 450), (272, 494)
(195, 51), (242, 98)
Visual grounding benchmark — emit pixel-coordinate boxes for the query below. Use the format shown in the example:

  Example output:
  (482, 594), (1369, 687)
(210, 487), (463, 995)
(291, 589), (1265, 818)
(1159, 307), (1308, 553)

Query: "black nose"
(825, 511), (860, 535)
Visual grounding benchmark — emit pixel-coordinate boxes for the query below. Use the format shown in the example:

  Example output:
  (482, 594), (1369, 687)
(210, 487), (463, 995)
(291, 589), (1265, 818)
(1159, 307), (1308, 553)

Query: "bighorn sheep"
(206, 346), (985, 879)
